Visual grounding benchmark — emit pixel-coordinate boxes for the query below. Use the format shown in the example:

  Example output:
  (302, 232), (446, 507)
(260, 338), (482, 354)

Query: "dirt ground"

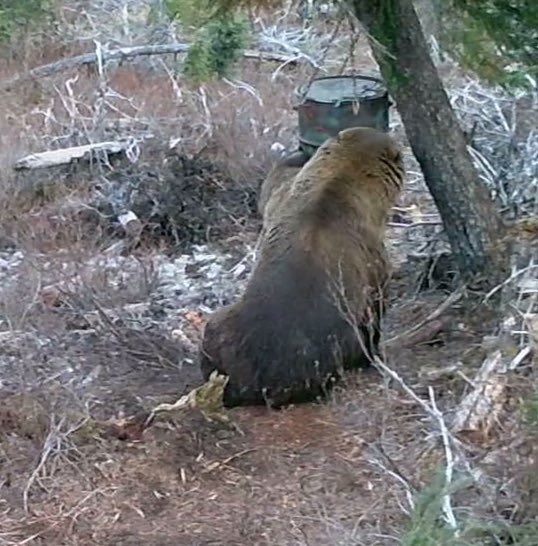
(0, 293), (505, 546)
(3, 143), (532, 546)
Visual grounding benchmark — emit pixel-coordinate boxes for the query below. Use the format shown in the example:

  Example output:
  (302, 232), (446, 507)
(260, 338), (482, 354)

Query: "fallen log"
(2, 43), (309, 90)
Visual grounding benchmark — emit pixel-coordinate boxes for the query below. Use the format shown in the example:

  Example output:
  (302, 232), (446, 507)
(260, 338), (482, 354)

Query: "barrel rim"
(296, 74), (388, 104)
(298, 125), (390, 149)
(298, 136), (329, 149)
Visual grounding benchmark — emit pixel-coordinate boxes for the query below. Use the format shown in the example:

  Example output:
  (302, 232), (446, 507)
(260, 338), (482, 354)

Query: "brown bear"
(200, 127), (405, 408)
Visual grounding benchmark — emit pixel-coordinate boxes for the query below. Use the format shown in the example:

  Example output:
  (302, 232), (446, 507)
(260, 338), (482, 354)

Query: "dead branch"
(202, 448), (258, 474)
(23, 414), (66, 513)
(450, 348), (532, 436)
(373, 357), (459, 529)
(148, 370), (230, 421)
(451, 350), (505, 436)
(399, 318), (449, 348)
(14, 140), (130, 170)
(383, 287), (464, 348)
(106, 371), (239, 441)
(2, 43), (306, 90)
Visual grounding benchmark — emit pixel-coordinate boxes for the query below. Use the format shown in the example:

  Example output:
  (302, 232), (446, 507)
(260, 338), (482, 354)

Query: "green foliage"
(370, 1), (410, 89)
(444, 0), (538, 87)
(183, 15), (249, 82)
(402, 470), (468, 546)
(499, 523), (538, 545)
(0, 0), (54, 42)
(402, 468), (538, 546)
(162, 0), (249, 82)
(164, 0), (214, 29)
(183, 39), (214, 82)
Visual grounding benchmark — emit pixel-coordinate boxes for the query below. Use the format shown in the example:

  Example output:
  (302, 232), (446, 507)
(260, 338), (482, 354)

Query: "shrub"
(444, 0), (538, 87)
(183, 14), (249, 82)
(0, 0), (55, 43)
(162, 0), (249, 82)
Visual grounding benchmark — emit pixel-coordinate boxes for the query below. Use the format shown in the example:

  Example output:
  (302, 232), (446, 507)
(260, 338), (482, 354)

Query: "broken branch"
(383, 287), (464, 348)
(14, 140), (131, 170)
(2, 43), (307, 90)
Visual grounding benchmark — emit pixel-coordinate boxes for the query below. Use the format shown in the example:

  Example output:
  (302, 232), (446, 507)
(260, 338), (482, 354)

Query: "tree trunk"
(413, 0), (442, 42)
(350, 0), (508, 285)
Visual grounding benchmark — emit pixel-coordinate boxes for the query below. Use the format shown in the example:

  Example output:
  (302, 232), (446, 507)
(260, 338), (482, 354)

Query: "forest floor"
(0, 5), (536, 545)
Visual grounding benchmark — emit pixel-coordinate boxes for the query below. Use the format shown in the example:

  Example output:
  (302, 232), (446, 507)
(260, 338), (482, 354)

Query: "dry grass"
(0, 2), (536, 545)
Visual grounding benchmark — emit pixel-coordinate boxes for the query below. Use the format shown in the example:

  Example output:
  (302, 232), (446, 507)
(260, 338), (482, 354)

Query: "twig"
(383, 287), (464, 347)
(365, 446), (416, 513)
(373, 357), (459, 530)
(508, 345), (532, 370)
(398, 318), (448, 348)
(202, 448), (258, 474)
(483, 263), (538, 303)
(23, 415), (65, 513)
(429, 387), (458, 530)
(387, 221), (443, 228)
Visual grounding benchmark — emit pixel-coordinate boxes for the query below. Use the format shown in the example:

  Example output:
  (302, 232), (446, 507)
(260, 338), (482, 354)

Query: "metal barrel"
(295, 75), (391, 158)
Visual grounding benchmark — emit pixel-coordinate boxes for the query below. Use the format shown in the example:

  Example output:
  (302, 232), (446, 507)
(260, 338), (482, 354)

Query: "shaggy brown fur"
(257, 149), (309, 220)
(200, 127), (405, 408)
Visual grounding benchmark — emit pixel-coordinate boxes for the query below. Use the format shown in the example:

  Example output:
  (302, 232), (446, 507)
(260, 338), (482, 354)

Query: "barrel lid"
(299, 75), (386, 104)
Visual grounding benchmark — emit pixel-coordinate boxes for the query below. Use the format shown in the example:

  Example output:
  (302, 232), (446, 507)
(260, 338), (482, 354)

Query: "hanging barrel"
(295, 75), (391, 158)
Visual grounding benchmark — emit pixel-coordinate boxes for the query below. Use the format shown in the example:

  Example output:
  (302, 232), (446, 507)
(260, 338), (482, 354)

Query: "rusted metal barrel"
(295, 75), (391, 158)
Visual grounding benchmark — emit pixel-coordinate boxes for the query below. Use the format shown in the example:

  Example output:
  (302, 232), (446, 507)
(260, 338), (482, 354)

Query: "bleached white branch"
(373, 357), (459, 529)
(14, 140), (132, 170)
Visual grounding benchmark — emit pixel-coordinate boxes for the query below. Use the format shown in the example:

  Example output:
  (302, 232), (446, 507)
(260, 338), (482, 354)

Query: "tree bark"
(350, 0), (508, 285)
(413, 0), (442, 41)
